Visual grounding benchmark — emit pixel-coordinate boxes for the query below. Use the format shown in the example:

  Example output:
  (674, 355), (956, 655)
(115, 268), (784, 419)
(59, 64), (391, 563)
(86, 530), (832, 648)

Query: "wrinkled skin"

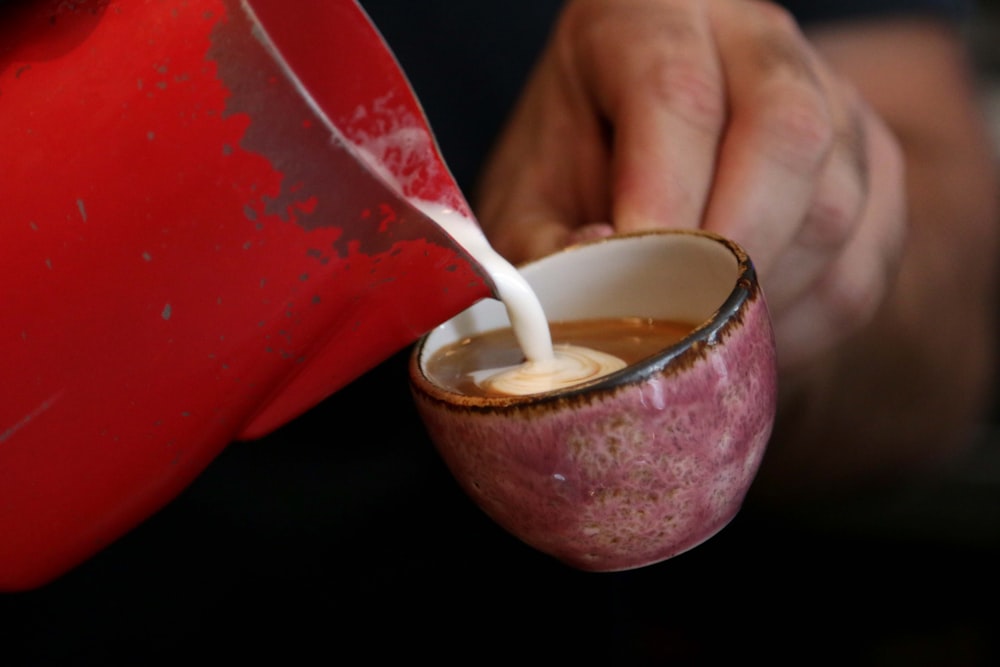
(473, 0), (1000, 498)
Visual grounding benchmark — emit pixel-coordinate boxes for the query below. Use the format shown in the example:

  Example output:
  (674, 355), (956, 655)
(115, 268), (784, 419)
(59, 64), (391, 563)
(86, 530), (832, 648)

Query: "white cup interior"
(420, 231), (740, 362)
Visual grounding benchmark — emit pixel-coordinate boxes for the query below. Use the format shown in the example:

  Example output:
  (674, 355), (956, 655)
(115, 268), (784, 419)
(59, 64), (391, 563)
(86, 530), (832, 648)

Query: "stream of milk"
(413, 202), (626, 395)
(349, 137), (623, 395)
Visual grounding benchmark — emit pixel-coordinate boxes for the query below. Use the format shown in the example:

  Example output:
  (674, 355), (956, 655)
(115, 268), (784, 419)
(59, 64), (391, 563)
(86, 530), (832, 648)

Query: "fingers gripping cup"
(409, 230), (778, 572)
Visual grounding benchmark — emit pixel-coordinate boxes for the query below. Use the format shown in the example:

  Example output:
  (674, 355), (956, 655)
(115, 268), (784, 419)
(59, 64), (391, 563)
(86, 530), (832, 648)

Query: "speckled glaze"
(410, 230), (777, 572)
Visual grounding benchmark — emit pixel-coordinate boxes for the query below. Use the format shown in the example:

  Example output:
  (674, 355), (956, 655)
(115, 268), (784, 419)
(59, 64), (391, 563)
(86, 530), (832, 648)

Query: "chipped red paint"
(0, 0), (491, 589)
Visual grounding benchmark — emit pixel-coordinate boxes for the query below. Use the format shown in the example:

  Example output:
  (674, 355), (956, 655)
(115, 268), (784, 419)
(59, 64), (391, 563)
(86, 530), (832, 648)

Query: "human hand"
(474, 0), (907, 371)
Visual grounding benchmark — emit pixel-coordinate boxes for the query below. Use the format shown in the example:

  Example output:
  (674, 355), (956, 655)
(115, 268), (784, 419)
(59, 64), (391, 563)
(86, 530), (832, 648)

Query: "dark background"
(3, 1), (1000, 664)
(4, 347), (998, 665)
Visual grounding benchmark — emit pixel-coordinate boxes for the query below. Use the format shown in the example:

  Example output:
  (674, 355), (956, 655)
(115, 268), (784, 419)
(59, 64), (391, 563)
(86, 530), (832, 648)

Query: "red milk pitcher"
(0, 0), (495, 590)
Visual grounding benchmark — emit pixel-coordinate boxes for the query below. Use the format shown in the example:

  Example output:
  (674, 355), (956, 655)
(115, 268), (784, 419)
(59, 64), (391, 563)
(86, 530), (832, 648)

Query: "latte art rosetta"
(471, 344), (627, 396)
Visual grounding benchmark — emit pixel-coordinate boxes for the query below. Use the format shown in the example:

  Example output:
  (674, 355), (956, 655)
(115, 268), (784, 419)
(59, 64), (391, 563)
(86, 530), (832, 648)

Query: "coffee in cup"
(423, 317), (695, 398)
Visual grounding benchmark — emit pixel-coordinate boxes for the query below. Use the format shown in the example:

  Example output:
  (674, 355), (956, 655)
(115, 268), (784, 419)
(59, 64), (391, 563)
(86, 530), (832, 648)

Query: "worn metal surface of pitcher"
(0, 0), (494, 590)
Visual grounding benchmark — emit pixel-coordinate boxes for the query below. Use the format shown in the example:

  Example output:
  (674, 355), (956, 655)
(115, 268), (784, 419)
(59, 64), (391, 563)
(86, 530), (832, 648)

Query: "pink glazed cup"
(410, 230), (778, 572)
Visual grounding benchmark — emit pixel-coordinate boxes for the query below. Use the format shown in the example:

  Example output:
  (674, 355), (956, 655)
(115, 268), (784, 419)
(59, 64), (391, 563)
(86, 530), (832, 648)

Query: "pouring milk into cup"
(0, 0), (776, 588)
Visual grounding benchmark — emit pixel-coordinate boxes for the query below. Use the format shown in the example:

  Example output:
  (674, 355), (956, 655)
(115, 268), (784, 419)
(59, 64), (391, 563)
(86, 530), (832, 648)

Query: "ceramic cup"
(409, 229), (778, 572)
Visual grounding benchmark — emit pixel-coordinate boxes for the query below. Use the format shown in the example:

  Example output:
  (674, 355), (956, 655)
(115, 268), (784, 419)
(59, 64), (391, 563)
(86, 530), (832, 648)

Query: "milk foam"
(470, 344), (627, 395)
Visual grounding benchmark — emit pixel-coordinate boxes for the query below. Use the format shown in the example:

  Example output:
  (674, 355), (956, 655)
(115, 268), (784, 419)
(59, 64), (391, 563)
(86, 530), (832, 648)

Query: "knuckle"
(816, 268), (881, 330)
(752, 1), (802, 35)
(645, 55), (727, 132)
(802, 196), (858, 249)
(801, 157), (866, 249)
(754, 85), (835, 174)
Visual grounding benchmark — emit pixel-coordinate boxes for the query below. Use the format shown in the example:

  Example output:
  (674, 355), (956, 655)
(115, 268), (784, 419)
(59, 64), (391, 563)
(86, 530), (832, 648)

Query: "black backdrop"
(3, 1), (998, 663)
